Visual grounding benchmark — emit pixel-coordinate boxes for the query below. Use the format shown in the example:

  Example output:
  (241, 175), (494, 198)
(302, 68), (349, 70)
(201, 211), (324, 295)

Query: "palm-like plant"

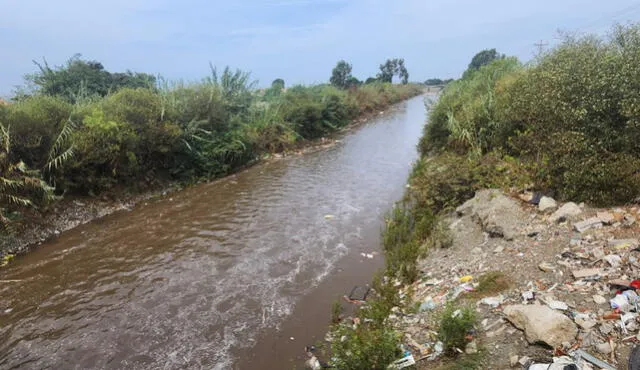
(0, 115), (74, 231)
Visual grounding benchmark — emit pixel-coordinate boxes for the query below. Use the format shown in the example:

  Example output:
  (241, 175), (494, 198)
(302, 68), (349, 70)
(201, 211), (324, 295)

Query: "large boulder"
(538, 196), (558, 213)
(549, 202), (583, 223)
(456, 189), (524, 240)
(503, 304), (577, 348)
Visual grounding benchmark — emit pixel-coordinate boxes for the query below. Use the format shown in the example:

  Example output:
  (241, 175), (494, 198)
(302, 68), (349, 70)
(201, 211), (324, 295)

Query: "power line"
(534, 40), (549, 55)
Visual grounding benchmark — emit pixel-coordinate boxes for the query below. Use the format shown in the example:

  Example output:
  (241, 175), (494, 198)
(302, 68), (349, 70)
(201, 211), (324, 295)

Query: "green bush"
(423, 23), (640, 204)
(330, 323), (401, 370)
(3, 95), (73, 169)
(438, 304), (477, 356)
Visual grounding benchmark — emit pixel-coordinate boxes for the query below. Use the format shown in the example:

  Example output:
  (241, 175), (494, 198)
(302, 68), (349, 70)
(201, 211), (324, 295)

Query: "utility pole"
(534, 40), (549, 55)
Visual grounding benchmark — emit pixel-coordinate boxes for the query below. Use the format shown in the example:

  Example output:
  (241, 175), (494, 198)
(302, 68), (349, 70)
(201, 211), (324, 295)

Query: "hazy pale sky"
(2, 0), (640, 96)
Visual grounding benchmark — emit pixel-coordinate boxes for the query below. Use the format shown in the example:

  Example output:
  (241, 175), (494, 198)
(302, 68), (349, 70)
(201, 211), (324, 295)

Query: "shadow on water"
(0, 95), (427, 370)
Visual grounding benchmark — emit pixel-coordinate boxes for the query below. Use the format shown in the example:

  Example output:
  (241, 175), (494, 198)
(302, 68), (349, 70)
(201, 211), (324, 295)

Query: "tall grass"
(0, 70), (421, 229)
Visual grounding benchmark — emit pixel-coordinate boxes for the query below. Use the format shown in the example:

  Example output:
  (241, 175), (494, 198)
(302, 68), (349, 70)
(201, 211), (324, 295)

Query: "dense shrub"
(423, 23), (640, 205)
(3, 96), (73, 169)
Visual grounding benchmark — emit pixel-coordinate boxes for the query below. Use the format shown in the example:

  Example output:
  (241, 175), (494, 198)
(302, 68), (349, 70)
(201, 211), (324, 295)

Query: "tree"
(264, 78), (285, 99)
(468, 49), (504, 71)
(271, 78), (285, 90)
(346, 76), (361, 88)
(365, 77), (378, 84)
(25, 55), (156, 103)
(376, 58), (409, 84)
(425, 78), (444, 86)
(330, 60), (353, 89)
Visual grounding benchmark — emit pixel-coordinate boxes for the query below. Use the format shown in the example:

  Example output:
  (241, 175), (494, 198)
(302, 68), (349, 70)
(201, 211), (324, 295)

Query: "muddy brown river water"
(0, 95), (427, 370)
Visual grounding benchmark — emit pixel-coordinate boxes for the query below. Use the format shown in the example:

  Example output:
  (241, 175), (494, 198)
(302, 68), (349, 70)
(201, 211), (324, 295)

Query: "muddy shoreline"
(0, 97), (420, 263)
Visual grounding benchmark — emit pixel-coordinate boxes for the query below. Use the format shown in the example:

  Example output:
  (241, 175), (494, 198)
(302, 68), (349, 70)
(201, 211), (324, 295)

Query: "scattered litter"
(459, 275), (473, 283)
(547, 300), (569, 311)
(522, 290), (535, 302)
(3, 308), (12, 314)
(419, 297), (436, 311)
(604, 254), (622, 268)
(324, 215), (335, 220)
(388, 353), (416, 369)
(571, 268), (601, 279)
(574, 349), (617, 370)
(539, 262), (556, 272)
(360, 253), (374, 259)
(480, 295), (504, 308)
(290, 337), (295, 340)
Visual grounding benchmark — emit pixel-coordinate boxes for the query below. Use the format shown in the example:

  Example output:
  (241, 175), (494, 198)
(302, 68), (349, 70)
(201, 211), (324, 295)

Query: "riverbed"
(0, 95), (427, 369)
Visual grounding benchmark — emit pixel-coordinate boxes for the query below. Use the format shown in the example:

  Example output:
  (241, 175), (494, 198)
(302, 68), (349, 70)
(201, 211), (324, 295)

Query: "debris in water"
(344, 286), (370, 304)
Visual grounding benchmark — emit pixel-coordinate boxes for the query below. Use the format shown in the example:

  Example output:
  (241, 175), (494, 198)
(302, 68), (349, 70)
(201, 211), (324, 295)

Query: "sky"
(2, 0), (640, 96)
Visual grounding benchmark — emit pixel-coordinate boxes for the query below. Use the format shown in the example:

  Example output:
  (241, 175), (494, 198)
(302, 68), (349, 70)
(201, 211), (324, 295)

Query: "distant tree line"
(329, 57), (410, 89)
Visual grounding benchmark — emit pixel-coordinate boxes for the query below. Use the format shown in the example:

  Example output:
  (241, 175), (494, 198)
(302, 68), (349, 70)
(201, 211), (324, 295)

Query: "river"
(0, 95), (427, 370)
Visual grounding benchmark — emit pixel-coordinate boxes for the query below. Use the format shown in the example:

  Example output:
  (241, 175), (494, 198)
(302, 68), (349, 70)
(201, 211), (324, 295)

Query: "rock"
(549, 202), (583, 223)
(494, 245), (504, 253)
(575, 317), (597, 330)
(597, 211), (615, 225)
(510, 355), (519, 367)
(625, 215), (637, 226)
(539, 196), (558, 212)
(596, 342), (612, 355)
(465, 340), (478, 354)
(538, 262), (556, 272)
(471, 247), (483, 254)
(503, 304), (578, 348)
(456, 190), (524, 240)
(574, 217), (603, 233)
(593, 295), (607, 305)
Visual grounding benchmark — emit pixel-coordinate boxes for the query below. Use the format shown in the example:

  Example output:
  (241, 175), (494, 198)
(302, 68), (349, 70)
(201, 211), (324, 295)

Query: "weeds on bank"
(437, 304), (477, 356)
(466, 271), (510, 300)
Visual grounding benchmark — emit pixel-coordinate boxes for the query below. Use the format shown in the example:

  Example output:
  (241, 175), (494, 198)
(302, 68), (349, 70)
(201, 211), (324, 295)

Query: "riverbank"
(323, 24), (640, 370)
(0, 93), (421, 265)
(0, 95), (428, 369)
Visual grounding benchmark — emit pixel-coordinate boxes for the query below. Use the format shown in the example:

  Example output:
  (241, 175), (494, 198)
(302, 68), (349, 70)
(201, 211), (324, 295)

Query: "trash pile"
(381, 191), (640, 369)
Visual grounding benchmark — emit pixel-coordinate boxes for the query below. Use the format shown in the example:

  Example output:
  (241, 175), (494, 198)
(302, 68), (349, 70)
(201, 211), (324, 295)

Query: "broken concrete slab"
(503, 304), (578, 348)
(574, 217), (603, 233)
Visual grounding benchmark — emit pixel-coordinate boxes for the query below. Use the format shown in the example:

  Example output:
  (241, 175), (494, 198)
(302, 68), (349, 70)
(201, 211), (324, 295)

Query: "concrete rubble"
(364, 190), (640, 369)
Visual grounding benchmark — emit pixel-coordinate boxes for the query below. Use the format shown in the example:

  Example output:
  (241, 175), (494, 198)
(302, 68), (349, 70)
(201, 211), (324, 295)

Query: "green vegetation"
(424, 23), (640, 205)
(437, 304), (477, 355)
(330, 23), (640, 369)
(378, 58), (410, 84)
(330, 60), (355, 89)
(466, 271), (510, 300)
(424, 78), (454, 86)
(0, 57), (421, 237)
(466, 48), (505, 73)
